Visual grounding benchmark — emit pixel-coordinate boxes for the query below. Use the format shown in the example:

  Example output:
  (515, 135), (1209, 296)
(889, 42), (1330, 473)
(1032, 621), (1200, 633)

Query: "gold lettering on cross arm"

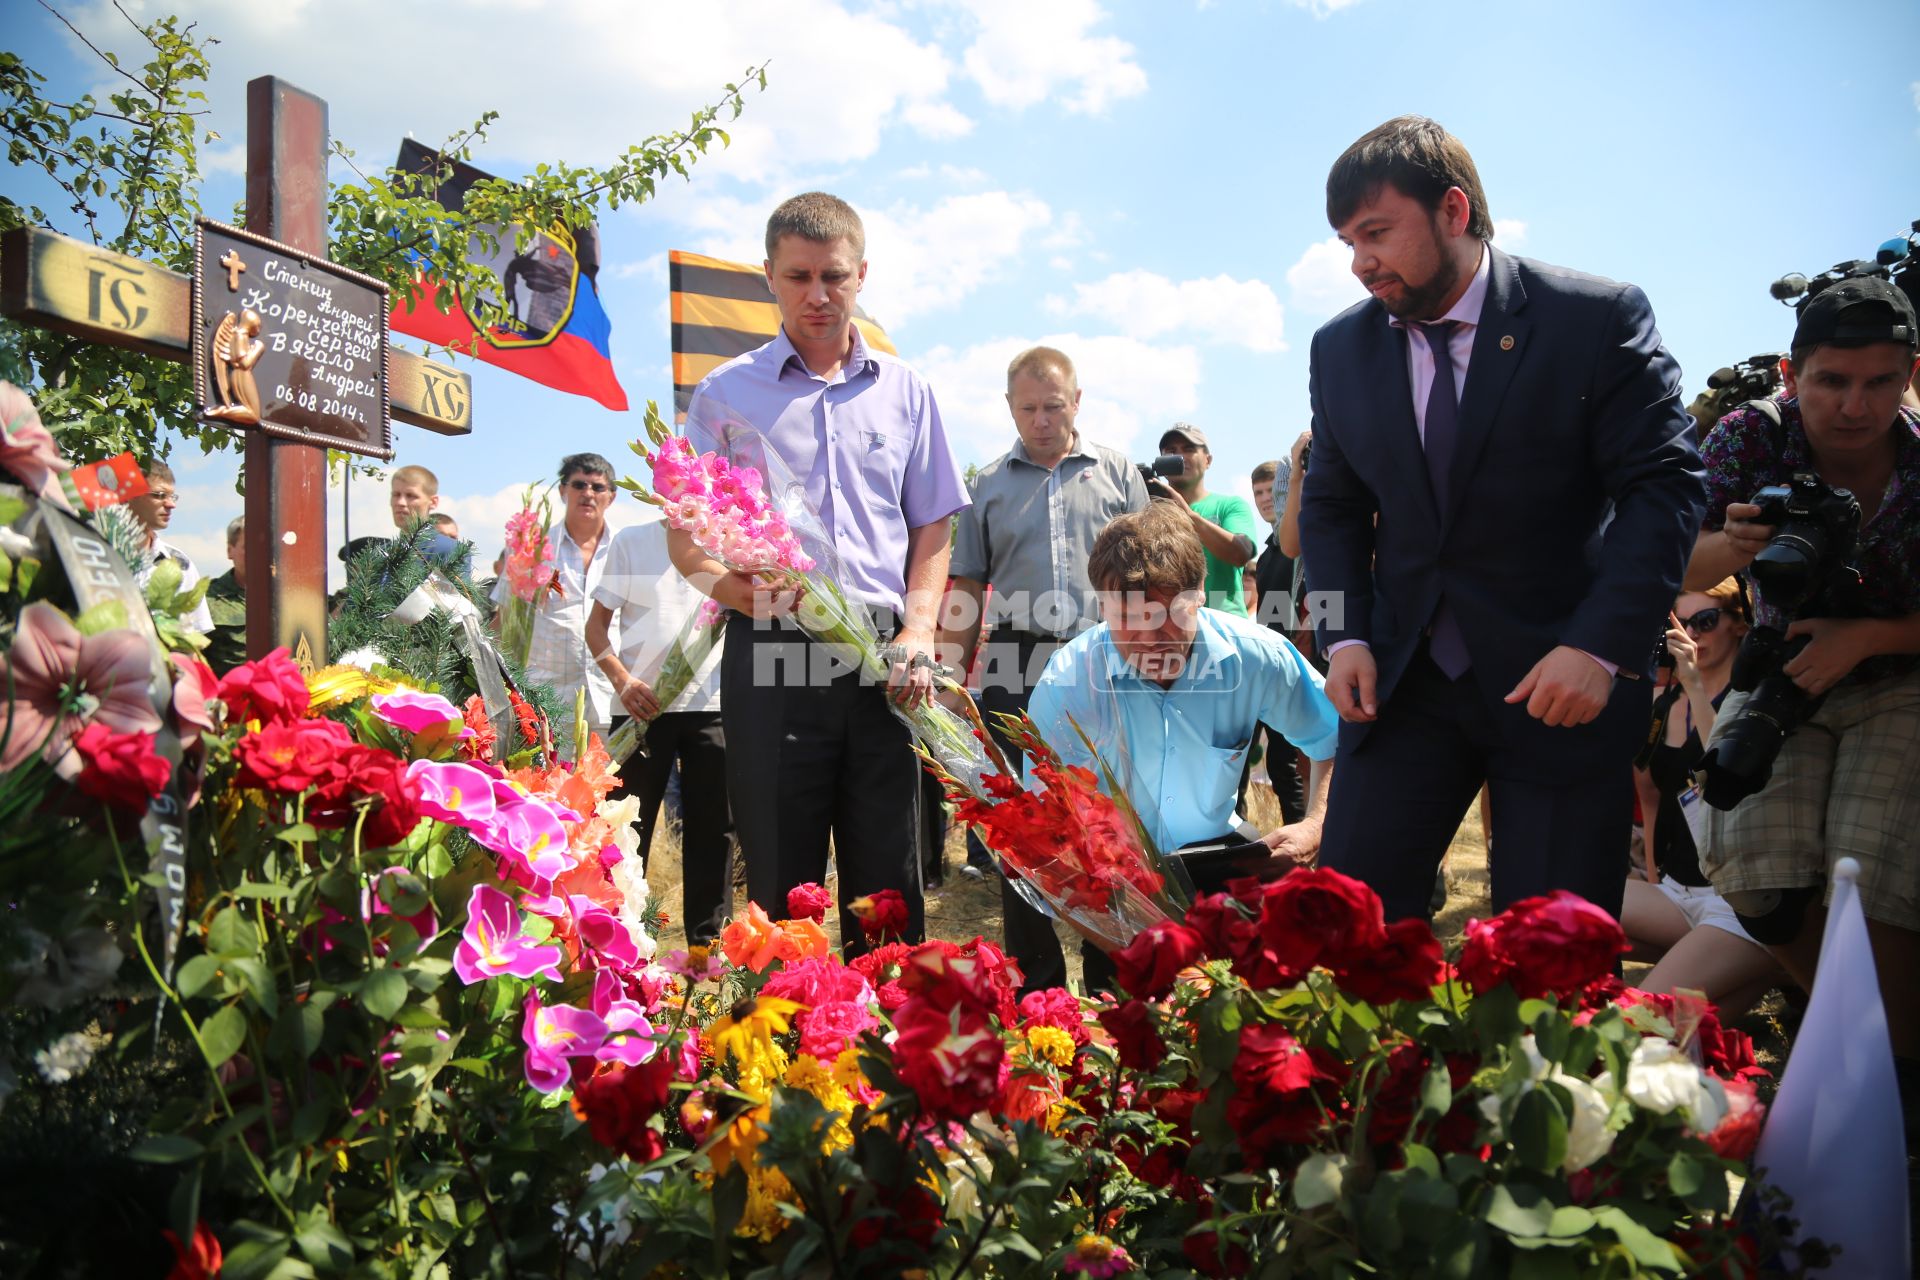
(219, 249), (247, 291)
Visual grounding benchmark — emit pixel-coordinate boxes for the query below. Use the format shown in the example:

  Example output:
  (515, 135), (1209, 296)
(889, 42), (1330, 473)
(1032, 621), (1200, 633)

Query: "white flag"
(1750, 857), (1910, 1277)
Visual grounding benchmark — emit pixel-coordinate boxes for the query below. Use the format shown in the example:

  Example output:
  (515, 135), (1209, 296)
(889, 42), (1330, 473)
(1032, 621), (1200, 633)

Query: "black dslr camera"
(1700, 474), (1863, 809)
(1137, 454), (1185, 489)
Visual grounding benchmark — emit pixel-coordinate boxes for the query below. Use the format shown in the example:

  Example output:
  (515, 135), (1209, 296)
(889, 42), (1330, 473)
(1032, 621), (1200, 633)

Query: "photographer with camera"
(1688, 277), (1920, 1071)
(1623, 579), (1782, 1016)
(1149, 424), (1260, 616)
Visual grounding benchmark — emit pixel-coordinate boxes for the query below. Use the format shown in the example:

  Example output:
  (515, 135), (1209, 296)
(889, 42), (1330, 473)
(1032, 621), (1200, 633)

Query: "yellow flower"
(1025, 1025), (1076, 1068)
(830, 1047), (867, 1094)
(706, 995), (804, 1069)
(738, 1163), (797, 1241)
(784, 1054), (855, 1153)
(703, 1100), (770, 1179)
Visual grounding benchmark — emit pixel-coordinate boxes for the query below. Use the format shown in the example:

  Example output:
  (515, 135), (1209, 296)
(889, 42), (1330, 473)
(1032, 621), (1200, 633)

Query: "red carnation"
(215, 648), (311, 725)
(850, 888), (910, 944)
(1337, 916), (1445, 1005)
(71, 723), (171, 812)
(786, 881), (831, 923)
(1096, 999), (1166, 1072)
(234, 717), (354, 793)
(571, 1054), (675, 1162)
(1113, 920), (1205, 999)
(892, 997), (1006, 1123)
(1462, 891), (1626, 1000)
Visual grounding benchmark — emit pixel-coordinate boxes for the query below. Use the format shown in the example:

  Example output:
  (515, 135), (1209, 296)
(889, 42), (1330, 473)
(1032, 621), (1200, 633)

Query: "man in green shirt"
(1154, 423), (1258, 614)
(204, 515), (248, 672)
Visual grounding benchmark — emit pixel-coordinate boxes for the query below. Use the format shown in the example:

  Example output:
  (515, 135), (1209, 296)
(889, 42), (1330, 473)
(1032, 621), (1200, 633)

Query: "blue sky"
(8, 0), (1918, 587)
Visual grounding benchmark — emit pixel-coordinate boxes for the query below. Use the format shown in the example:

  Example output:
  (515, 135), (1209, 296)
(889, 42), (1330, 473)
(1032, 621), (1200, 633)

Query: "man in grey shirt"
(940, 345), (1150, 992)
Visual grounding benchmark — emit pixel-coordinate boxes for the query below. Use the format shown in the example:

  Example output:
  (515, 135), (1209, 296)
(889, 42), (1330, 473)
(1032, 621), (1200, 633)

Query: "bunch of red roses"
(889, 937), (1026, 1124)
(226, 650), (423, 848)
(1174, 867), (1448, 1005)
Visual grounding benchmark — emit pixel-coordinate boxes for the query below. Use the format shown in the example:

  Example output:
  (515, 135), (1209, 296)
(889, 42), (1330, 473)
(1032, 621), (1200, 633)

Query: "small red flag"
(63, 453), (149, 511)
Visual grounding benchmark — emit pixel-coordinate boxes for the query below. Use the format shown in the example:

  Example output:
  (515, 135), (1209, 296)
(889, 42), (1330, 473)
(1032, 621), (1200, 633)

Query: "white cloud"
(916, 333), (1202, 464)
(954, 0), (1148, 115)
(1282, 0), (1370, 15)
(1911, 80), (1919, 111)
(200, 143), (248, 177)
(902, 100), (975, 140)
(1492, 218), (1527, 248)
(1285, 235), (1366, 319)
(78, 0), (967, 189)
(1050, 269), (1286, 352)
(859, 192), (1055, 326)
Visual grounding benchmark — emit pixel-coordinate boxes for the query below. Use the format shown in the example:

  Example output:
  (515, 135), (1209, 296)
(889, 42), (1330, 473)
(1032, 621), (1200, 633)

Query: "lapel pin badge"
(1500, 334), (1516, 351)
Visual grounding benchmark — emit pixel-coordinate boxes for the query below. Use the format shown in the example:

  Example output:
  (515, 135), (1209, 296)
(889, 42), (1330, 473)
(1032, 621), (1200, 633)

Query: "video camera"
(1700, 474), (1864, 809)
(1689, 353), (1787, 431)
(1768, 218), (1920, 318)
(1137, 454), (1186, 489)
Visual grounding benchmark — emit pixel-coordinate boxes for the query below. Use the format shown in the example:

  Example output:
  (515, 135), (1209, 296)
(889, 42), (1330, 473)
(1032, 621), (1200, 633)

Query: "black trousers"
(1237, 724), (1308, 825)
(975, 632), (1069, 993)
(721, 613), (924, 954)
(613, 710), (732, 945)
(1317, 644), (1631, 924)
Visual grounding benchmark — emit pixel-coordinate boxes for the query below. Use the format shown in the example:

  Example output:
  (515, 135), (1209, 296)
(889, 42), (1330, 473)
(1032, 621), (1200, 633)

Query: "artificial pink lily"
(453, 884), (563, 986)
(1, 603), (160, 776)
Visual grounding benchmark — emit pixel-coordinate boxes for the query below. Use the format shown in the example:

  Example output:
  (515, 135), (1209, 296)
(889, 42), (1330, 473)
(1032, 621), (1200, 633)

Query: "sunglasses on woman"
(1676, 607), (1722, 635)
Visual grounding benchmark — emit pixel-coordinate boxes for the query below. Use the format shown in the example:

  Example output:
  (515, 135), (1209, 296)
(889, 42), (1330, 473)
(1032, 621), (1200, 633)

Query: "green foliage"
(1, 5), (765, 467)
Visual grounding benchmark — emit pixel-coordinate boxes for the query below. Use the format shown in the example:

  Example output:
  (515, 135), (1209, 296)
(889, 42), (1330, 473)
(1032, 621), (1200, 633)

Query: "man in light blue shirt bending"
(1027, 500), (1340, 945)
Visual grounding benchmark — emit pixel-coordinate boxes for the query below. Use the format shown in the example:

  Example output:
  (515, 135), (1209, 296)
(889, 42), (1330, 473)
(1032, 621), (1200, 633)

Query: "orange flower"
(774, 914), (831, 964)
(721, 901), (783, 972)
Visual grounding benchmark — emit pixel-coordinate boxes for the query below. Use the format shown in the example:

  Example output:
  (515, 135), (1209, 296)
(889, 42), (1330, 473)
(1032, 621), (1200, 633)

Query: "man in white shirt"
(492, 453), (618, 755)
(586, 517), (731, 943)
(128, 458), (214, 634)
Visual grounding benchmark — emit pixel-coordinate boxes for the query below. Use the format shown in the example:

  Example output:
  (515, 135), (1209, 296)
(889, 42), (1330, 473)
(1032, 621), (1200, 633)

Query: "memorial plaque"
(192, 218), (393, 459)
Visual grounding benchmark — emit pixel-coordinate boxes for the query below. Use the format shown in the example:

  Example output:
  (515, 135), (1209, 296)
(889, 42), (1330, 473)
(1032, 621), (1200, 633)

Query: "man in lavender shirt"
(670, 192), (969, 950)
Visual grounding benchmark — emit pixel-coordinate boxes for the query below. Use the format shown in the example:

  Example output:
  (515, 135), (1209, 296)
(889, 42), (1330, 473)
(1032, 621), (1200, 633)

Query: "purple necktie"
(1418, 321), (1471, 679)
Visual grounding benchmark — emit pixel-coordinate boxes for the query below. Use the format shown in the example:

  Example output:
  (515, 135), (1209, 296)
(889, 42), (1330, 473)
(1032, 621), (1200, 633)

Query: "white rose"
(1549, 1070), (1617, 1172)
(1612, 1036), (1727, 1131)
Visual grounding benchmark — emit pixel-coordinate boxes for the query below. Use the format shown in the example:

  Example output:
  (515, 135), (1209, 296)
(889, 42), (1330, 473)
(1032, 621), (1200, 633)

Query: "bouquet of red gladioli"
(937, 714), (1187, 952)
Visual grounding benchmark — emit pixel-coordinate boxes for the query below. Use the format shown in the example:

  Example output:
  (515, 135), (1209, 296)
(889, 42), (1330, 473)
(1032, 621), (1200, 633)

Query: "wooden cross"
(219, 249), (247, 291)
(0, 76), (476, 671)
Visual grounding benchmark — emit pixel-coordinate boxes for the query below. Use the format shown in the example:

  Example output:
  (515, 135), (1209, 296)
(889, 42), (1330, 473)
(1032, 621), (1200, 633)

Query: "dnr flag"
(670, 250), (896, 418)
(391, 139), (627, 411)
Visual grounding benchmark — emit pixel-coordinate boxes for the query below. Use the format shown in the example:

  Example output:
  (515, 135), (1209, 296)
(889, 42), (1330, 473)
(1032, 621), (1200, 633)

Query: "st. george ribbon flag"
(1749, 856), (1910, 1277)
(668, 249), (896, 419)
(389, 139), (627, 410)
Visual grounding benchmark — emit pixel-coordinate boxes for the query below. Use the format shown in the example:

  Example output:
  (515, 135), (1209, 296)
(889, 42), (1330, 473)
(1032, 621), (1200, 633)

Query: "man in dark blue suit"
(1299, 116), (1706, 923)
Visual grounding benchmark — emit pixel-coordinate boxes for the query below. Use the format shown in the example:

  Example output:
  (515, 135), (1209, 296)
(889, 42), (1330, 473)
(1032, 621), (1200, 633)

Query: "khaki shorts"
(1701, 664), (1920, 932)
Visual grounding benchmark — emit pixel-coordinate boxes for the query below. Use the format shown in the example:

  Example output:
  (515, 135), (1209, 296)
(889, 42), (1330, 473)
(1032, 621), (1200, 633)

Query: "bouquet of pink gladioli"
(497, 488), (557, 670)
(619, 402), (996, 790)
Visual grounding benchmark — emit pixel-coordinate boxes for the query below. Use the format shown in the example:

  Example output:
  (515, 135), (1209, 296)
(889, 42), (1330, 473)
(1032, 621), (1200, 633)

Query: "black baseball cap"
(1793, 275), (1917, 353)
